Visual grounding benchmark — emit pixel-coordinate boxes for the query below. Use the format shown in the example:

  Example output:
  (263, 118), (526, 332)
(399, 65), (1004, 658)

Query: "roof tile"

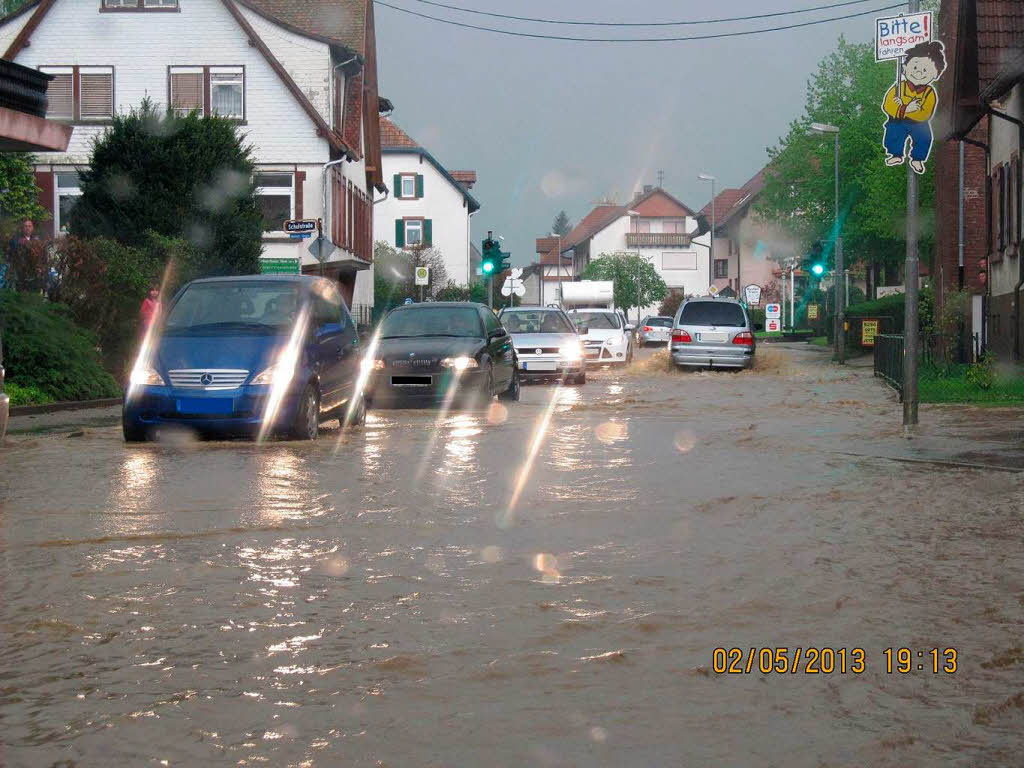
(379, 116), (418, 148)
(238, 0), (368, 54)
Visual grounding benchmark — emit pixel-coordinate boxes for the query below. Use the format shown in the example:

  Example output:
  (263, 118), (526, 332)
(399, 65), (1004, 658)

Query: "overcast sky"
(374, 0), (881, 265)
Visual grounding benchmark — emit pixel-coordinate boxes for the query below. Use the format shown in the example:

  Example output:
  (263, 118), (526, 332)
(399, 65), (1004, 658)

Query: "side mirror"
(625, 323), (635, 332)
(490, 327), (507, 340)
(316, 322), (343, 339)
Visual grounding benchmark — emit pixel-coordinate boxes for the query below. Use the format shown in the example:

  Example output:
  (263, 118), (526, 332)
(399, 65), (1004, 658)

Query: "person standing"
(5, 219), (39, 288)
(139, 287), (161, 329)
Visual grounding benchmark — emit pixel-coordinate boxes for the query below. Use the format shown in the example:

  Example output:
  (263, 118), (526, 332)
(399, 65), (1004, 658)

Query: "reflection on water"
(253, 450), (325, 523)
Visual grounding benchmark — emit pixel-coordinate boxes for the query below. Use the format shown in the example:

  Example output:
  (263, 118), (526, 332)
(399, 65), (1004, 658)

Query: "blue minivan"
(123, 275), (365, 441)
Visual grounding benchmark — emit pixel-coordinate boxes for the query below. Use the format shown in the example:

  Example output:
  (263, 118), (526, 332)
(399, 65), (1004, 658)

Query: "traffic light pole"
(902, 0), (920, 429)
(488, 275), (493, 309)
(833, 130), (845, 364)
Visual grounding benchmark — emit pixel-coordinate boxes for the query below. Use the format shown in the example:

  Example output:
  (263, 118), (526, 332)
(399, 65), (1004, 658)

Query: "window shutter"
(170, 72), (203, 116)
(415, 174), (424, 199)
(45, 74), (73, 119)
(395, 219), (405, 247)
(423, 218), (432, 247)
(80, 72), (113, 119)
(999, 165), (1006, 251)
(393, 174), (401, 197)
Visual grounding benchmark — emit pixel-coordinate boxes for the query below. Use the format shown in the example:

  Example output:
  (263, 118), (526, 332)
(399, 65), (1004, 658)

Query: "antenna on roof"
(657, 170), (665, 188)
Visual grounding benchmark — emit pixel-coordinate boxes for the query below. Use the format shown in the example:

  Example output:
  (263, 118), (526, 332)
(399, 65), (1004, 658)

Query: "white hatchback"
(568, 309), (633, 365)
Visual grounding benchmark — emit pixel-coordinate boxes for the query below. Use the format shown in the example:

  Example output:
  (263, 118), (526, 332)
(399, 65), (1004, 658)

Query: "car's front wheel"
(122, 414), (148, 443)
(342, 393), (367, 429)
(290, 383), (319, 440)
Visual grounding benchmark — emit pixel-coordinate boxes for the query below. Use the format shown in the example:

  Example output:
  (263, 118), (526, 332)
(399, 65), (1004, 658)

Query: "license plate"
(523, 361), (556, 372)
(699, 332), (728, 343)
(177, 397), (233, 415)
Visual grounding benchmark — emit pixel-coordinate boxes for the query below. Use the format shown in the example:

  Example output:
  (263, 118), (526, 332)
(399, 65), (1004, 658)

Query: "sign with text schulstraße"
(284, 219), (318, 235)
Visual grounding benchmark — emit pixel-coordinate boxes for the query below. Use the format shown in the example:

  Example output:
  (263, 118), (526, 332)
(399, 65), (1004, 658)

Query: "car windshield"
(500, 310), (574, 334)
(645, 317), (672, 327)
(380, 306), (483, 338)
(573, 311), (621, 330)
(163, 281), (303, 335)
(679, 302), (747, 327)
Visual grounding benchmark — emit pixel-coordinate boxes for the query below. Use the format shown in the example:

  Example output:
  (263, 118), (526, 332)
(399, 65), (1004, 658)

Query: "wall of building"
(713, 211), (789, 295)
(374, 151), (473, 286)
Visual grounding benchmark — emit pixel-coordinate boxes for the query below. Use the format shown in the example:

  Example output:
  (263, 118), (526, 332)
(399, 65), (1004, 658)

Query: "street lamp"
(807, 122), (844, 363)
(698, 173), (716, 296)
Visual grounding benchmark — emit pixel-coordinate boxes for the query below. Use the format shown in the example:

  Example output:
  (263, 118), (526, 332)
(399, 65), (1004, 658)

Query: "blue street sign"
(289, 232), (313, 240)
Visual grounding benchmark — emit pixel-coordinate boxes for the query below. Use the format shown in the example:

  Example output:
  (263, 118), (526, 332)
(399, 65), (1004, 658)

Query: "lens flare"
(595, 421), (628, 444)
(507, 376), (564, 513)
(336, 326), (382, 441)
(673, 429), (697, 453)
(257, 304), (311, 443)
(126, 262), (177, 402)
(481, 545), (503, 563)
(486, 402), (508, 425)
(533, 553), (561, 583)
(413, 367), (470, 484)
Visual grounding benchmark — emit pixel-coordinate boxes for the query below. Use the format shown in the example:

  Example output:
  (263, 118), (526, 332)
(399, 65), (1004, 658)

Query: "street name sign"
(284, 219), (318, 235)
(289, 232), (312, 240)
(874, 11), (932, 62)
(415, 266), (430, 286)
(744, 284), (762, 306)
(260, 257), (300, 275)
(765, 303), (782, 320)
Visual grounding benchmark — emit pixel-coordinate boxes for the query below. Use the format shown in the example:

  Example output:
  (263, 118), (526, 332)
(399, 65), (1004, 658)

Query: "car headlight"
(441, 356), (478, 371)
(361, 356), (385, 373)
(605, 337), (618, 346)
(251, 363), (293, 386)
(559, 342), (583, 361)
(130, 365), (165, 386)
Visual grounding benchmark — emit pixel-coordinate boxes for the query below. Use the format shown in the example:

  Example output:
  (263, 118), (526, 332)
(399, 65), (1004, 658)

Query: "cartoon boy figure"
(881, 40), (947, 174)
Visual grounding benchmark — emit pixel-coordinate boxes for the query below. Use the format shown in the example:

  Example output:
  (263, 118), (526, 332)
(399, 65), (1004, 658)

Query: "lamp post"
(698, 174), (716, 296)
(807, 123), (843, 363)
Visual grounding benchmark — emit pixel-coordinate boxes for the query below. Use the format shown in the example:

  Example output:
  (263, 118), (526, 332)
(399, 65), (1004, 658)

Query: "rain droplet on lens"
(487, 402), (508, 425)
(590, 726), (608, 743)
(481, 545), (503, 563)
(595, 421), (627, 444)
(323, 556), (349, 576)
(673, 429), (697, 453)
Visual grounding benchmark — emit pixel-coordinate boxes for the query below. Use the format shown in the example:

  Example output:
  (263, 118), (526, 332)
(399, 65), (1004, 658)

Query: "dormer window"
(102, 0), (179, 11)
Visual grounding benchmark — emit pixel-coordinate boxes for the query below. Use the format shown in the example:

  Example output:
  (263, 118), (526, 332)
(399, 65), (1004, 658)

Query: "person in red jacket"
(139, 287), (161, 329)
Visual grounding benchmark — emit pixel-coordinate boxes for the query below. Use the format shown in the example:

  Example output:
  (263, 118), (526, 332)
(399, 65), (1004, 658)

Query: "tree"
(757, 37), (936, 286)
(373, 241), (451, 315)
(0, 0), (31, 14)
(69, 100), (262, 276)
(579, 252), (668, 319)
(658, 289), (687, 318)
(0, 153), (47, 237)
(552, 210), (572, 236)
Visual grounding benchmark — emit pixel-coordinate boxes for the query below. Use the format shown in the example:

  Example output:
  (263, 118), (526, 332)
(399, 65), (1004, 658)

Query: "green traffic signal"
(811, 263), (825, 277)
(482, 260), (495, 274)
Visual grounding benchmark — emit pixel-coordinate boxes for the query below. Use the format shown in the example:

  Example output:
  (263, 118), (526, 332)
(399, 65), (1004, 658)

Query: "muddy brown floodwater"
(2, 344), (1024, 766)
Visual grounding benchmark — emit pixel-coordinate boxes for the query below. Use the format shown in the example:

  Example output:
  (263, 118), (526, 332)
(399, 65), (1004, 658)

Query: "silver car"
(498, 306), (586, 384)
(670, 298), (758, 370)
(636, 315), (673, 347)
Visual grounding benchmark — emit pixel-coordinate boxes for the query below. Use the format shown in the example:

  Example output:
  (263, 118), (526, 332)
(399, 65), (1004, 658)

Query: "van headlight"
(559, 342), (583, 361)
(441, 356), (478, 371)
(251, 363), (292, 386)
(130, 365), (165, 387)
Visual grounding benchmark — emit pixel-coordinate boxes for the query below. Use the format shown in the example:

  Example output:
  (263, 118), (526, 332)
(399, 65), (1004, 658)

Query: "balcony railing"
(625, 232), (692, 248)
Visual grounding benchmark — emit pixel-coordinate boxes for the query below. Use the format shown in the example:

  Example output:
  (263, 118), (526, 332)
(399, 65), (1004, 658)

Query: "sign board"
(308, 236), (336, 263)
(289, 232), (312, 240)
(766, 318), (781, 333)
(414, 266), (430, 286)
(874, 12), (932, 62)
(765, 303), (782, 320)
(284, 219), (318, 235)
(260, 257), (300, 275)
(501, 277), (526, 297)
(744, 284), (762, 306)
(807, 303), (820, 320)
(861, 318), (880, 347)
(707, 284), (719, 297)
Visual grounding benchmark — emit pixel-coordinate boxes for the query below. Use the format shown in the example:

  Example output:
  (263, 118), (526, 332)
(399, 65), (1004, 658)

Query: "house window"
(169, 66), (244, 120)
(663, 219), (687, 234)
(211, 68), (244, 119)
(55, 171), (83, 235)
(635, 218), (651, 233)
(254, 172), (293, 232)
(170, 67), (203, 116)
(714, 259), (729, 279)
(394, 173), (422, 199)
(401, 176), (416, 199)
(102, 0), (179, 9)
(405, 218), (423, 247)
(41, 66), (114, 121)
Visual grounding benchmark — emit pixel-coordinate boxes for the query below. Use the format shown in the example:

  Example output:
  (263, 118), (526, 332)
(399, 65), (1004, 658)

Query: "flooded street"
(3, 344), (1024, 767)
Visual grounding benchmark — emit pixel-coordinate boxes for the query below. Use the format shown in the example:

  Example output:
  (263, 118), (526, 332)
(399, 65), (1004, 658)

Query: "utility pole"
(902, 0), (920, 429)
(833, 130), (845, 363)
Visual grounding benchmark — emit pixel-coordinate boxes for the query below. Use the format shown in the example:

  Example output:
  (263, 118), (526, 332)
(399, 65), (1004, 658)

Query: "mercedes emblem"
(200, 373), (214, 386)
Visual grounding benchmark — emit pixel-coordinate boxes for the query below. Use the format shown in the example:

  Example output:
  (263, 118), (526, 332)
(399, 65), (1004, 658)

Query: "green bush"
(4, 382), (54, 406)
(0, 291), (120, 402)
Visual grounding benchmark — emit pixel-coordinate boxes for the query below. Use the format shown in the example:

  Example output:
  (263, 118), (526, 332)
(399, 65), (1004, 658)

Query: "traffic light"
(807, 240), (826, 278)
(481, 231), (499, 275)
(499, 251), (512, 273)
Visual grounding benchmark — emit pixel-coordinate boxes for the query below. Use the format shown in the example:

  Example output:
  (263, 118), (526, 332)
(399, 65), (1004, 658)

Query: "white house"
(374, 116), (480, 286)
(0, 0), (386, 317)
(559, 186), (710, 318)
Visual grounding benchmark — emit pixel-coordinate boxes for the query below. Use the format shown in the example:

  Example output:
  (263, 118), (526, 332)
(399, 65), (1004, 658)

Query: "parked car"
(670, 297), (758, 370)
(0, 335), (8, 443)
(636, 315), (673, 347)
(567, 308), (633, 365)
(497, 306), (586, 385)
(364, 302), (520, 407)
(122, 275), (365, 441)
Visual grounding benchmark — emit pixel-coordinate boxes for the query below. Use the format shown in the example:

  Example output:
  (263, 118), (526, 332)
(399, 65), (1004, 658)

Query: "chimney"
(643, 184), (654, 194)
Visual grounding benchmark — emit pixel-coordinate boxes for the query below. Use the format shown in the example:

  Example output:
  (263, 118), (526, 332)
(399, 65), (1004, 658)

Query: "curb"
(10, 397), (123, 417)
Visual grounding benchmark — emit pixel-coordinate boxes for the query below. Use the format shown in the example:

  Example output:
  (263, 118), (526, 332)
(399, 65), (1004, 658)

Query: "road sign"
(284, 219), (318, 235)
(861, 318), (880, 346)
(765, 303), (782, 320)
(708, 284), (719, 297)
(415, 266), (429, 286)
(807, 303), (820, 320)
(501, 276), (526, 297)
(308, 236), (336, 263)
(289, 232), (312, 240)
(766, 318), (781, 333)
(744, 284), (762, 305)
(260, 257), (300, 275)
(874, 11), (932, 62)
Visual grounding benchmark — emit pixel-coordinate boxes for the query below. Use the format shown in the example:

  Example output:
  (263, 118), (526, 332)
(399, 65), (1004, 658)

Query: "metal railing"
(625, 232), (692, 248)
(873, 333), (904, 399)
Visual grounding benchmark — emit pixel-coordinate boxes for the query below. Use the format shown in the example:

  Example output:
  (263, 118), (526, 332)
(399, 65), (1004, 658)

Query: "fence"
(873, 333), (905, 399)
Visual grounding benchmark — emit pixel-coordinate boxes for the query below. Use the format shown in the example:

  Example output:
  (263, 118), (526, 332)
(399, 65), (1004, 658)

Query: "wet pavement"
(2, 344), (1024, 767)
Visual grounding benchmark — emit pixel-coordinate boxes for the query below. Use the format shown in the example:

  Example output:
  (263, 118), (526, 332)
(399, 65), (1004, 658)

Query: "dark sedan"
(364, 303), (520, 407)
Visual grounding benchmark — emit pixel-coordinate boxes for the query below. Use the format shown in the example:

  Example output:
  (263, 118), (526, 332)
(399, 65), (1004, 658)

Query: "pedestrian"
(7, 219), (38, 256)
(139, 287), (161, 329)
(5, 219), (40, 289)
